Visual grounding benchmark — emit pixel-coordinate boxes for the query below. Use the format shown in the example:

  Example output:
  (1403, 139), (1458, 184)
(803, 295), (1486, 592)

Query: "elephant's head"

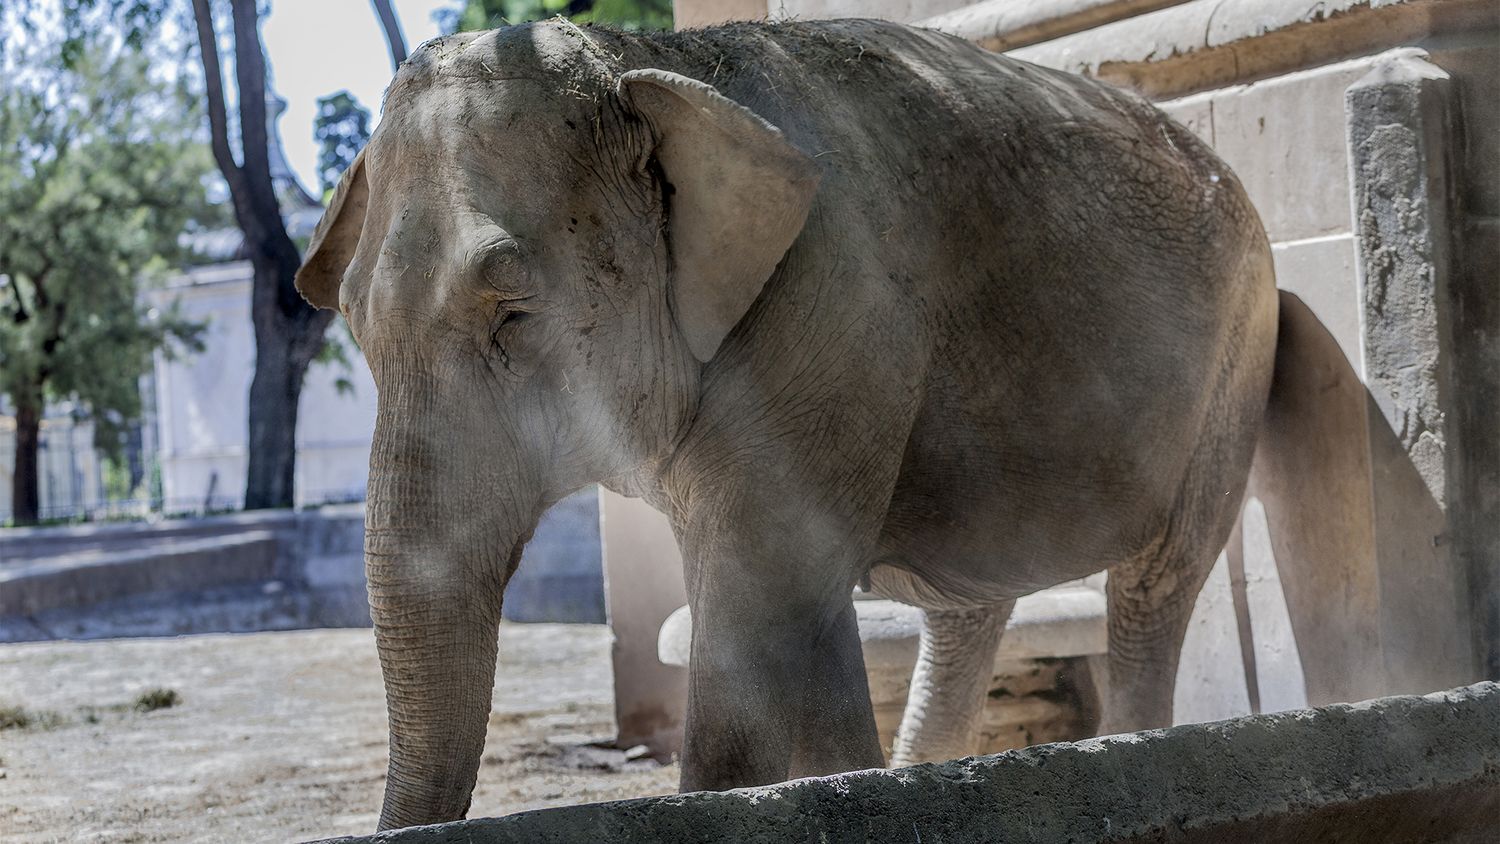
(293, 24), (819, 830)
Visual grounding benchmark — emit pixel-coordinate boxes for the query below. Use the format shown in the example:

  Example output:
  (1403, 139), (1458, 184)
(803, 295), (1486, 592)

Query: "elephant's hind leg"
(1100, 255), (1273, 735)
(890, 602), (1015, 767)
(1099, 519), (1223, 735)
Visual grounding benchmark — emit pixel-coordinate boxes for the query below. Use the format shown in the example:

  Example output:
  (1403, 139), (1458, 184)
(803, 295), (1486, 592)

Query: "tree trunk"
(243, 329), (306, 511)
(369, 0), (408, 70)
(243, 255), (332, 510)
(11, 396), (41, 525)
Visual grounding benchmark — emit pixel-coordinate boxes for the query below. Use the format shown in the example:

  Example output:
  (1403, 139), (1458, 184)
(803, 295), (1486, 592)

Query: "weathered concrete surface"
(1001, 0), (1499, 99)
(0, 508), (369, 642)
(315, 683), (1500, 844)
(919, 0), (1190, 51)
(598, 488), (689, 759)
(0, 531), (279, 617)
(1347, 52), (1478, 693)
(500, 491), (606, 624)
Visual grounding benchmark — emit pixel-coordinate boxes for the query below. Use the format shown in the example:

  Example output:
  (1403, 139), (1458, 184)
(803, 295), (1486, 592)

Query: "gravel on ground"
(0, 624), (678, 843)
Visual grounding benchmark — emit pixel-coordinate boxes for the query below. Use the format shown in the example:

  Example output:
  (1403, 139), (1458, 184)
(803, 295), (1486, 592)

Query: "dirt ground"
(0, 624), (679, 843)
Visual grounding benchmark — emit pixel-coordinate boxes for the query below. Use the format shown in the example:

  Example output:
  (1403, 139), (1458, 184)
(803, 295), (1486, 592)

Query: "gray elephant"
(295, 18), (1299, 830)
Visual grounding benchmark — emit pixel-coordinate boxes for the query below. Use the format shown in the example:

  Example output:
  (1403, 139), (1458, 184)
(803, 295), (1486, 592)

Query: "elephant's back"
(619, 19), (1266, 312)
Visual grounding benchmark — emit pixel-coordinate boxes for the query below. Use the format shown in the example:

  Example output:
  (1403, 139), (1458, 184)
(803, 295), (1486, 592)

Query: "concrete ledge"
(0, 532), (279, 616)
(313, 682), (1500, 843)
(918, 0), (1190, 53)
(981, 0), (1498, 99)
(658, 584), (1107, 669)
(0, 491), (606, 633)
(0, 506), (347, 561)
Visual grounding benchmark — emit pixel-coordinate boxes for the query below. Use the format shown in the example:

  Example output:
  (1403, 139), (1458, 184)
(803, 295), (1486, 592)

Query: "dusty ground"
(0, 624), (678, 842)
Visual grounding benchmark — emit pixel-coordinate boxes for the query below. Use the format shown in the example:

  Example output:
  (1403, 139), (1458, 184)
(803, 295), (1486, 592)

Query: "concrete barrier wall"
(314, 682), (1499, 844)
(0, 532), (280, 617)
(0, 492), (606, 639)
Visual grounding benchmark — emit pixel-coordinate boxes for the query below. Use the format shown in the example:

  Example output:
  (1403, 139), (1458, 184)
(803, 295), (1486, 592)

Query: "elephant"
(294, 17), (1289, 830)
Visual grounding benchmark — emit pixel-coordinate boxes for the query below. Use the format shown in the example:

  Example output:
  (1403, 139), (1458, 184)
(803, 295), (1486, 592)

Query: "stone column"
(1345, 52), (1478, 692)
(599, 487), (688, 757)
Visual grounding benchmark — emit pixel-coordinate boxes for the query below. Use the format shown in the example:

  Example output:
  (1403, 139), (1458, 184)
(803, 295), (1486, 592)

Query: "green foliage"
(437, 0), (672, 33)
(1, 1), (186, 67)
(102, 456), (135, 501)
(0, 34), (211, 459)
(314, 90), (371, 197)
(314, 320), (359, 398)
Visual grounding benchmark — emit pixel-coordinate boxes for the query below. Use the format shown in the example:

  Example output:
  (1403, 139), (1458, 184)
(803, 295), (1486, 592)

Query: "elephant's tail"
(1229, 290), (1385, 709)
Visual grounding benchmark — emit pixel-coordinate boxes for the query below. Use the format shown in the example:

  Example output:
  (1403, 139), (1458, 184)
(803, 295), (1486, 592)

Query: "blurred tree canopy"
(314, 91), (372, 197)
(4, 0), (408, 512)
(437, 0), (672, 32)
(0, 36), (211, 524)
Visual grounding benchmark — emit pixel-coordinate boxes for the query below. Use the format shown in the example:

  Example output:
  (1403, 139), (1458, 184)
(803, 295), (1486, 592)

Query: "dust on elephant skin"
(293, 18), (1278, 830)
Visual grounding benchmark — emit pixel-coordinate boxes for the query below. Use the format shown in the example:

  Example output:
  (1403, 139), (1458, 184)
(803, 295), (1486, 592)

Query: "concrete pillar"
(598, 487), (688, 756)
(1345, 53), (1478, 693)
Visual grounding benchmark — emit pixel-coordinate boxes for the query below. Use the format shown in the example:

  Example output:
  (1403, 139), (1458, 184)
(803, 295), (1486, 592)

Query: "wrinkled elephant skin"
(295, 20), (1280, 830)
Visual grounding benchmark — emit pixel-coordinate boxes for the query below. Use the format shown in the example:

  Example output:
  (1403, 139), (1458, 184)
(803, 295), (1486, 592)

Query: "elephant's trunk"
(367, 547), (504, 830)
(363, 377), (531, 831)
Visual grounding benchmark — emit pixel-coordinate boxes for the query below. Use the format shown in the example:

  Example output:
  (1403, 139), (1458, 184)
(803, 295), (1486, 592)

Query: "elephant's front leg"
(675, 486), (890, 791)
(787, 601), (886, 779)
(678, 561), (883, 791)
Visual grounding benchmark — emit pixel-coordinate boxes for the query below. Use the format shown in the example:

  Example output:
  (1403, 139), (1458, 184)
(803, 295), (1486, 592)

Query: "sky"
(262, 0), (451, 195)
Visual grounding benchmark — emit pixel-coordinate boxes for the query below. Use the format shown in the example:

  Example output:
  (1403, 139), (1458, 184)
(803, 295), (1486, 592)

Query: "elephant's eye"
(471, 236), (529, 297)
(494, 307), (532, 331)
(489, 299), (538, 377)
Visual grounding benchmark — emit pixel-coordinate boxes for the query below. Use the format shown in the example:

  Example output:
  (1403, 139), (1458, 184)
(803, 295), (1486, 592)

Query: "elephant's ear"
(618, 69), (821, 363)
(295, 148), (369, 311)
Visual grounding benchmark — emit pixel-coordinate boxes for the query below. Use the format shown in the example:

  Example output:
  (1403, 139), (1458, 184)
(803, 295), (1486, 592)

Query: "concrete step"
(0, 579), (368, 644)
(657, 583), (1108, 673)
(0, 532), (280, 617)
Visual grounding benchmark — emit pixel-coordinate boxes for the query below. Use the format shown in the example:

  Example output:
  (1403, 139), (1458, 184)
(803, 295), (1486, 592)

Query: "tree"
(437, 0), (672, 33)
(185, 0), (338, 510)
(314, 91), (372, 197)
(9, 0), (408, 512)
(189, 0), (407, 510)
(0, 37), (209, 525)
